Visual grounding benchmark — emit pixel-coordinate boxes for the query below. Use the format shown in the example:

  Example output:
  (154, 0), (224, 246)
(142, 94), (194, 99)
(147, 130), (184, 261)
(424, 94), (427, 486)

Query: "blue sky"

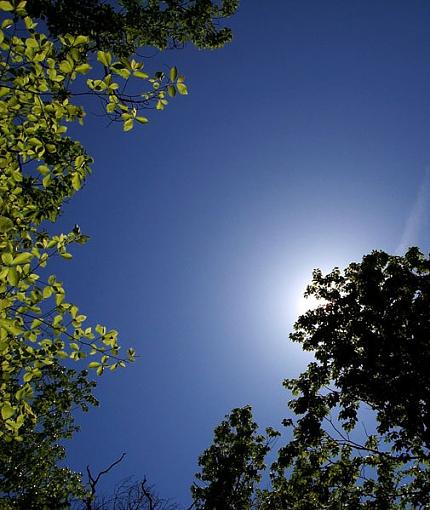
(55, 0), (430, 504)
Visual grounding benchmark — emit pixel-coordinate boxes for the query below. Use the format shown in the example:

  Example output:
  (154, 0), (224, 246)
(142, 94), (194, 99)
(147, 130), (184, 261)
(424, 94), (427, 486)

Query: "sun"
(297, 293), (322, 317)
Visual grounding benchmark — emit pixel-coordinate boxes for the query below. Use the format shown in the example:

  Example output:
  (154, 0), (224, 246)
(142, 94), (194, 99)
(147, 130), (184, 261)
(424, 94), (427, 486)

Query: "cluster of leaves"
(192, 406), (279, 510)
(193, 248), (430, 509)
(0, 363), (97, 508)
(289, 247), (430, 451)
(269, 247), (430, 509)
(0, 0), (239, 505)
(26, 0), (239, 57)
(0, 0), (190, 442)
(0, 0), (238, 505)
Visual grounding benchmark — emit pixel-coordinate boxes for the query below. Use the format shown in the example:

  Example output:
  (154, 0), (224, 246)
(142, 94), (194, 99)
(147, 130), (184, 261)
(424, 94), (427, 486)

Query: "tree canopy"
(0, 0), (237, 505)
(0, 364), (96, 508)
(3, 1), (429, 509)
(26, 0), (239, 55)
(0, 0), (230, 442)
(192, 248), (430, 509)
(192, 406), (277, 510)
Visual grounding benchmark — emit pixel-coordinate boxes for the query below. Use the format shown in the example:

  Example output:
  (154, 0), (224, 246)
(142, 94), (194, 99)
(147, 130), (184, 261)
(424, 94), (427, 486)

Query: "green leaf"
(0, 216), (13, 232)
(168, 85), (176, 97)
(1, 403), (14, 420)
(134, 70), (149, 79)
(106, 102), (116, 113)
(123, 118), (134, 132)
(31, 318), (42, 328)
(95, 324), (106, 335)
(12, 252), (33, 265)
(23, 372), (33, 382)
(1, 253), (13, 265)
(15, 384), (33, 401)
(73, 35), (89, 46)
(170, 66), (178, 81)
(177, 82), (188, 95)
(76, 234), (90, 245)
(87, 78), (107, 91)
(52, 315), (62, 328)
(72, 172), (81, 191)
(0, 1), (14, 11)
(59, 60), (73, 73)
(37, 165), (49, 175)
(55, 293), (63, 306)
(1, 20), (12, 32)
(75, 63), (91, 74)
(97, 51), (112, 66)
(42, 286), (53, 299)
(136, 116), (149, 125)
(0, 318), (22, 335)
(112, 66), (131, 79)
(24, 16), (36, 30)
(7, 267), (18, 286)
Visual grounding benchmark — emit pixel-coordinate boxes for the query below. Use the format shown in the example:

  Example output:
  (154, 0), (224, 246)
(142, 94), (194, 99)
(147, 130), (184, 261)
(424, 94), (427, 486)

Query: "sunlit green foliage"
(0, 0), (187, 441)
(0, 0), (238, 506)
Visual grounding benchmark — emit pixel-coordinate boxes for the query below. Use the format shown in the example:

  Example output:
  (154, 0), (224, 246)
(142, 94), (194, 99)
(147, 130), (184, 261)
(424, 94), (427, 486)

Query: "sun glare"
(297, 293), (321, 317)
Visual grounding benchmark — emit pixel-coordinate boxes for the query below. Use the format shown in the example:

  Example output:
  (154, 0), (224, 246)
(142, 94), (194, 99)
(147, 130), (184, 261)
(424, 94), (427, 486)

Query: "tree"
(0, 0), (232, 440)
(193, 248), (430, 508)
(78, 475), (180, 510)
(0, 364), (97, 508)
(0, 0), (164, 441)
(90, 478), (181, 510)
(0, 0), (237, 503)
(191, 406), (277, 510)
(288, 246), (430, 451)
(0, 0), (240, 429)
(269, 246), (430, 508)
(26, 0), (239, 56)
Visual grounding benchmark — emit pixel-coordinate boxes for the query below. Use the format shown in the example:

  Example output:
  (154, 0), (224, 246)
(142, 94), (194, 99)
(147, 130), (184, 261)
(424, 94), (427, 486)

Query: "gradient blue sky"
(56, 0), (430, 505)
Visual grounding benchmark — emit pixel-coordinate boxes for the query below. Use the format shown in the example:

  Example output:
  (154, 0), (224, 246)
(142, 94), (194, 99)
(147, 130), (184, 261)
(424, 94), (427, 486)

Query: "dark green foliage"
(192, 406), (276, 510)
(288, 247), (430, 452)
(27, 0), (239, 56)
(195, 248), (430, 509)
(0, 365), (97, 509)
(271, 247), (430, 509)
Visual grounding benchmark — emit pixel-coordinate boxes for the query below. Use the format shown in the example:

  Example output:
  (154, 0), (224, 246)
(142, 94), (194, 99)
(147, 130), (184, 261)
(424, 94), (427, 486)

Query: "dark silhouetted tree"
(26, 0), (239, 56)
(194, 248), (430, 509)
(192, 406), (278, 510)
(0, 364), (97, 508)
